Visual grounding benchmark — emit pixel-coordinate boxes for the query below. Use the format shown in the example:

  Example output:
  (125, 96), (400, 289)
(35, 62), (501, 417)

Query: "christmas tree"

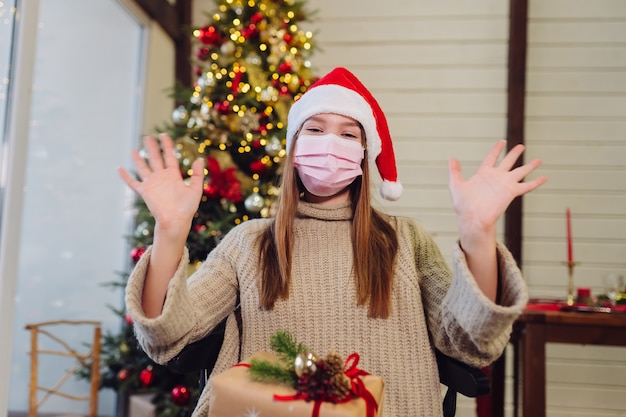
(88, 1), (318, 416)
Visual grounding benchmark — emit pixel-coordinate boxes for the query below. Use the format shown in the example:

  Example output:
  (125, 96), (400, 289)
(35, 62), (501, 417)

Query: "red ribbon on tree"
(203, 157), (243, 202)
(273, 352), (379, 417)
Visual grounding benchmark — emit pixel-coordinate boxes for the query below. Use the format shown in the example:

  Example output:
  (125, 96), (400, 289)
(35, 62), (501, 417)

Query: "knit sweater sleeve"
(125, 228), (242, 364)
(438, 241), (528, 366)
(405, 219), (528, 368)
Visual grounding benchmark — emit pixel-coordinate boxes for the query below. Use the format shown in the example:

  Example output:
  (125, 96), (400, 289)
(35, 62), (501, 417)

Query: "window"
(0, 1), (155, 415)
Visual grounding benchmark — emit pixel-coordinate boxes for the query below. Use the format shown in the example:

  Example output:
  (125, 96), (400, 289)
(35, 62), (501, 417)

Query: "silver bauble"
(244, 191), (264, 213)
(200, 102), (211, 118)
(220, 40), (236, 55)
(190, 94), (202, 105)
(172, 105), (189, 125)
(294, 352), (318, 377)
(265, 136), (283, 156)
(197, 73), (216, 89)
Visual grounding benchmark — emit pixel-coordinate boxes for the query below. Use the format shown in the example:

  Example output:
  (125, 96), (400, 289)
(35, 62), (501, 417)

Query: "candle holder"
(563, 261), (578, 305)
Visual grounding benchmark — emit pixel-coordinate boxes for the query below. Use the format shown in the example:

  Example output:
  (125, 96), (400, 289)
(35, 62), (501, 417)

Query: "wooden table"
(508, 308), (626, 417)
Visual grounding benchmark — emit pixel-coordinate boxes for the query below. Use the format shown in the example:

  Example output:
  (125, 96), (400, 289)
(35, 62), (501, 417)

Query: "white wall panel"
(525, 0), (626, 415)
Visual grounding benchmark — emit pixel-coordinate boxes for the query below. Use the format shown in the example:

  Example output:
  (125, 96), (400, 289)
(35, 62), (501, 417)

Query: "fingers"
(480, 140), (507, 169)
(447, 157), (463, 187)
(187, 158), (206, 194)
(499, 144), (525, 171)
(510, 157), (542, 180)
(519, 175), (548, 194)
(131, 149), (152, 181)
(159, 134), (180, 170)
(128, 134), (178, 182)
(511, 157), (549, 195)
(144, 135), (164, 171)
(117, 166), (139, 191)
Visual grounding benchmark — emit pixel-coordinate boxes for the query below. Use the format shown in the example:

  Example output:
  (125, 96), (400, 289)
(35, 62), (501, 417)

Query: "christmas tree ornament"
(198, 25), (222, 45)
(117, 368), (129, 381)
(197, 72), (215, 89)
(264, 135), (282, 156)
(174, 136), (201, 169)
(130, 246), (146, 263)
(249, 160), (267, 175)
(196, 47), (210, 61)
(172, 105), (189, 125)
(220, 40), (236, 55)
(294, 352), (318, 377)
(190, 93), (202, 105)
(134, 221), (151, 237)
(200, 102), (211, 118)
(171, 385), (192, 406)
(244, 191), (264, 213)
(139, 366), (154, 387)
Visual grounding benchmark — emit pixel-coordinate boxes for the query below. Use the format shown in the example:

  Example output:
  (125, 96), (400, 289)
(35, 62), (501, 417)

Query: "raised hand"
(117, 134), (204, 231)
(118, 134), (205, 317)
(448, 140), (547, 233)
(448, 141), (547, 300)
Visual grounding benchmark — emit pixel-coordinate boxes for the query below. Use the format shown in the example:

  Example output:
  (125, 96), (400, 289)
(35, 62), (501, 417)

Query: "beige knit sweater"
(126, 201), (528, 417)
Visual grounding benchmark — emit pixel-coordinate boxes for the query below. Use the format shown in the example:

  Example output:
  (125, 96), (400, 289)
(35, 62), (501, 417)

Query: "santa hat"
(286, 67), (403, 201)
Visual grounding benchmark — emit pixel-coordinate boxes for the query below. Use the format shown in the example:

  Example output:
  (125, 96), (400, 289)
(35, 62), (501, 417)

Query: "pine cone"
(324, 352), (351, 401)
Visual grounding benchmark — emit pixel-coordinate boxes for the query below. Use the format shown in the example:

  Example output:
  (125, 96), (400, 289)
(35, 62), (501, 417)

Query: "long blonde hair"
(257, 130), (399, 318)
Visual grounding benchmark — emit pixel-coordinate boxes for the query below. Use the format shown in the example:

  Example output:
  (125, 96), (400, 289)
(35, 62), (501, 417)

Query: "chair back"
(25, 320), (102, 417)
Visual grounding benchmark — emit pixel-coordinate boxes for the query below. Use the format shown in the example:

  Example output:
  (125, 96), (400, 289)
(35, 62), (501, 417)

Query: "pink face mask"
(294, 134), (364, 197)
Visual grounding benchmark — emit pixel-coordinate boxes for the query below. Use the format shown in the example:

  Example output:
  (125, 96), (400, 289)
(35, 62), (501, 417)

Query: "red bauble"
(250, 12), (264, 24)
(195, 47), (210, 61)
(198, 25), (221, 45)
(124, 313), (133, 325)
(279, 85), (290, 96)
(241, 24), (259, 40)
(117, 369), (129, 381)
(214, 100), (231, 115)
(171, 385), (191, 406)
(139, 367), (154, 387)
(278, 61), (292, 74)
(251, 139), (263, 150)
(249, 160), (267, 174)
(130, 247), (146, 263)
(283, 33), (293, 44)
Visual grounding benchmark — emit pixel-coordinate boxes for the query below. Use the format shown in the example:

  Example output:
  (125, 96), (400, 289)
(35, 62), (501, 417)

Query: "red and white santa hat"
(286, 67), (403, 201)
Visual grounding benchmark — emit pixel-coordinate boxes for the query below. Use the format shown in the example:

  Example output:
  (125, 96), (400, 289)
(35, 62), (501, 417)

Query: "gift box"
(209, 351), (384, 417)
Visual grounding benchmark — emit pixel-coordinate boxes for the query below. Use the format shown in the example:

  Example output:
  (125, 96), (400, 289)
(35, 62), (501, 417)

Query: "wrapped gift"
(209, 351), (384, 417)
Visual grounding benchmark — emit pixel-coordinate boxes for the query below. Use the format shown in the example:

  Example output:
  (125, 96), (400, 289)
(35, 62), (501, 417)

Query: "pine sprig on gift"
(248, 330), (308, 385)
(248, 357), (296, 386)
(269, 330), (309, 363)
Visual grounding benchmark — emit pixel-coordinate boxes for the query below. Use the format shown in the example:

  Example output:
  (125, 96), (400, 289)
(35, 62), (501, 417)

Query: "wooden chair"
(166, 318), (490, 417)
(25, 320), (102, 417)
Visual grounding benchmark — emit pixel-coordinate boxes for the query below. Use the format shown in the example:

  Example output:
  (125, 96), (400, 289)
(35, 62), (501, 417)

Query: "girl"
(119, 67), (547, 416)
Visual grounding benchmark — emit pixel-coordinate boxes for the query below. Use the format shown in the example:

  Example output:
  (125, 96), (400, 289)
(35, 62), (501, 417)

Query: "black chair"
(166, 318), (490, 417)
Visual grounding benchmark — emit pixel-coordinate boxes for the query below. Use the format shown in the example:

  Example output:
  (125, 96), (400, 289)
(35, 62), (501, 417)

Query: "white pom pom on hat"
(286, 67), (403, 201)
